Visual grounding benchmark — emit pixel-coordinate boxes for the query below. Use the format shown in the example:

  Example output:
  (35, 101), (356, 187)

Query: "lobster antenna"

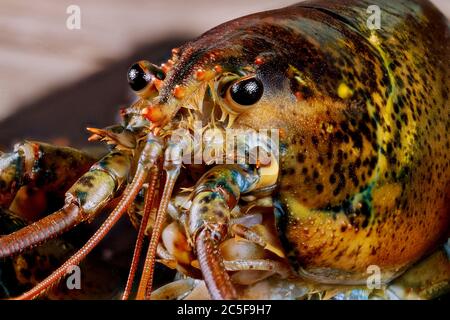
(13, 135), (162, 300)
(122, 166), (160, 300)
(136, 162), (181, 299)
(0, 203), (81, 259)
(196, 228), (237, 299)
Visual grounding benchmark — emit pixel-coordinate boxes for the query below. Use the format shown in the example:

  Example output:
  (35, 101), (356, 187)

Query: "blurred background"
(0, 0), (299, 148)
(0, 0), (448, 148)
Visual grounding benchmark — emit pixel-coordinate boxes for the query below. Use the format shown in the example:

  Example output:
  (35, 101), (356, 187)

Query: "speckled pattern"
(160, 0), (449, 284)
(1, 0), (448, 297)
(275, 0), (450, 283)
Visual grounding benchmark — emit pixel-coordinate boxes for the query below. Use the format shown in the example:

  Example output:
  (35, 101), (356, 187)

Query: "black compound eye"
(229, 77), (264, 106)
(127, 63), (152, 91)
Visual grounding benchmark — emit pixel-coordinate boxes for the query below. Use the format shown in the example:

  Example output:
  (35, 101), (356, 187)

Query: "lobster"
(0, 0), (449, 300)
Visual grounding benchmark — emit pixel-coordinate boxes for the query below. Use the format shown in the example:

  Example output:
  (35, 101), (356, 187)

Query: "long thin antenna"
(13, 134), (162, 300)
(122, 166), (160, 300)
(136, 164), (180, 299)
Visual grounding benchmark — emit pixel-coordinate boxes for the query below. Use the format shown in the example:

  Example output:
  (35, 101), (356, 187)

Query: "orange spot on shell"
(173, 85), (185, 99)
(161, 63), (170, 74)
(154, 79), (163, 91)
(195, 68), (206, 81)
(142, 106), (164, 123)
(254, 57), (264, 65)
(172, 48), (180, 55)
(214, 65), (223, 73)
(295, 91), (303, 101)
(141, 107), (151, 119)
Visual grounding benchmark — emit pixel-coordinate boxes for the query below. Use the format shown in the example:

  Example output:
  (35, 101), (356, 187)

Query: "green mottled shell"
(256, 0), (449, 283)
(160, 0), (449, 284)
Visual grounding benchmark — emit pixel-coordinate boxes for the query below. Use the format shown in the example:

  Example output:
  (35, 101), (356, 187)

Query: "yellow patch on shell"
(368, 32), (381, 46)
(337, 82), (353, 99)
(371, 183), (402, 212)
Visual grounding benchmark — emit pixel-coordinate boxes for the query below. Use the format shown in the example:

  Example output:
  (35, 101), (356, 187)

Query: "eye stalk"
(127, 60), (166, 93)
(225, 76), (264, 110)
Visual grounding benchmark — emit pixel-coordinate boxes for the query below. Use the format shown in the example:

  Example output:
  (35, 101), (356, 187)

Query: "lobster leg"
(224, 260), (292, 278)
(137, 140), (184, 299)
(385, 239), (450, 299)
(0, 150), (131, 259)
(230, 223), (286, 258)
(230, 224), (269, 250)
(0, 141), (96, 210)
(12, 134), (163, 299)
(151, 279), (198, 300)
(188, 165), (264, 300)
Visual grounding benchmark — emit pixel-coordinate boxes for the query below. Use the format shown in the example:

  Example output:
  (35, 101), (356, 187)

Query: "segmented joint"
(193, 185), (238, 211)
(90, 151), (131, 191)
(200, 222), (228, 244)
(138, 136), (163, 170)
(163, 138), (190, 171)
(188, 190), (232, 245)
(66, 151), (132, 219)
(15, 141), (38, 181)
